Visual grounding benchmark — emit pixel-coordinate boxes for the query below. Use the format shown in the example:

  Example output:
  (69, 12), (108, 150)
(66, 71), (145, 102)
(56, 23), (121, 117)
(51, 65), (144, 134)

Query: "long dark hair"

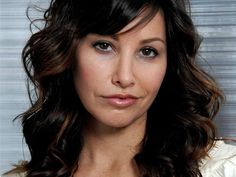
(15, 0), (224, 176)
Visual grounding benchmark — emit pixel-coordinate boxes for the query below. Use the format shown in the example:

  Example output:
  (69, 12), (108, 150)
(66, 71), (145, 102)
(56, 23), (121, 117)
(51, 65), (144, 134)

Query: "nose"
(112, 55), (135, 88)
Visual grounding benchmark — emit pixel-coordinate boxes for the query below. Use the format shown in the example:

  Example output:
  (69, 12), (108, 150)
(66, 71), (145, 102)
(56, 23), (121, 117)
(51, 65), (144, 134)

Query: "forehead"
(116, 10), (166, 41)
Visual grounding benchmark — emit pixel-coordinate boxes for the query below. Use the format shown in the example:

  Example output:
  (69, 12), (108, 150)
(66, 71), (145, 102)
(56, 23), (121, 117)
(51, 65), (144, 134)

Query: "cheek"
(73, 53), (94, 95)
(151, 70), (166, 90)
(78, 65), (94, 83)
(139, 63), (167, 94)
(78, 62), (109, 87)
(73, 51), (109, 97)
(74, 61), (86, 83)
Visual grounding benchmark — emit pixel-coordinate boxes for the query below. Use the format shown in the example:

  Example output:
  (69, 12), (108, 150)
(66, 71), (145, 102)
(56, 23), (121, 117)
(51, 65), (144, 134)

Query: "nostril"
(111, 61), (135, 88)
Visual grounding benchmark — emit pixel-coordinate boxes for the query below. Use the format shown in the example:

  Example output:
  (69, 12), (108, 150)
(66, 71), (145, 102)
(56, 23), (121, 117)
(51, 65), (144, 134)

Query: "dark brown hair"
(14, 0), (224, 176)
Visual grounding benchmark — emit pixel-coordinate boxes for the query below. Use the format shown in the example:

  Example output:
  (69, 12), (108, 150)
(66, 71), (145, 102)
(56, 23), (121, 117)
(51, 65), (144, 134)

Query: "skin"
(73, 10), (167, 177)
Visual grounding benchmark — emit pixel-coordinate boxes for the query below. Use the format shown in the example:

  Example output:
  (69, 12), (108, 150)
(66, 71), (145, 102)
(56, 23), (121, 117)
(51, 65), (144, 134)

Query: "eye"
(92, 41), (113, 52)
(139, 47), (158, 58)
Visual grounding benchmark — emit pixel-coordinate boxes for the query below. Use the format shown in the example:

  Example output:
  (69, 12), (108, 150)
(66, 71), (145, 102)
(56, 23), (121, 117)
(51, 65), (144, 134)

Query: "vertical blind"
(0, 0), (236, 174)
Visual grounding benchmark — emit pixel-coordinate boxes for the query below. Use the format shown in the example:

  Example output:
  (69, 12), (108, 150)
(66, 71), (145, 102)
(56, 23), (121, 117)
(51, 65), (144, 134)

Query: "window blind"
(191, 0), (236, 139)
(0, 0), (236, 174)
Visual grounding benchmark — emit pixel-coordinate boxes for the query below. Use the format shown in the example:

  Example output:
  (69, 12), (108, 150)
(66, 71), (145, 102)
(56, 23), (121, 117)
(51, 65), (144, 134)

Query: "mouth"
(102, 94), (139, 108)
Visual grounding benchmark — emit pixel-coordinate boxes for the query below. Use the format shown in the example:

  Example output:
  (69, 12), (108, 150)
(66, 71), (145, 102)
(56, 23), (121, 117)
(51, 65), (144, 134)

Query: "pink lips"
(102, 94), (138, 108)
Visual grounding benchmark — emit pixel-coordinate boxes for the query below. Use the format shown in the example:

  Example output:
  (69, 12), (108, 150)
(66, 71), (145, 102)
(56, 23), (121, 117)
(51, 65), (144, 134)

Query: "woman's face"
(73, 11), (167, 129)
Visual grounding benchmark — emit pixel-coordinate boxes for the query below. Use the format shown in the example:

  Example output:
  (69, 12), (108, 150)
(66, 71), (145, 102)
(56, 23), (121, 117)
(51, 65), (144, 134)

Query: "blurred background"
(0, 0), (236, 174)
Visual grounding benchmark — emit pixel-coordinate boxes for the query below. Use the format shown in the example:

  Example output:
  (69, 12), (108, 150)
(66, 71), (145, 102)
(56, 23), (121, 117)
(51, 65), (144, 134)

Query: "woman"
(3, 0), (236, 177)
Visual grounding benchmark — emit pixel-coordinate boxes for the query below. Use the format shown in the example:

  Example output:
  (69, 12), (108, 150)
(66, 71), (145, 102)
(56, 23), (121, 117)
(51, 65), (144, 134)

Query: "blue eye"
(140, 47), (158, 58)
(92, 41), (113, 52)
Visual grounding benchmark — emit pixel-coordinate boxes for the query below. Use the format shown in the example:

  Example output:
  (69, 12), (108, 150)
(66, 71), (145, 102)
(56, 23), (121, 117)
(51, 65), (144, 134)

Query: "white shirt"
(2, 141), (236, 177)
(200, 140), (236, 177)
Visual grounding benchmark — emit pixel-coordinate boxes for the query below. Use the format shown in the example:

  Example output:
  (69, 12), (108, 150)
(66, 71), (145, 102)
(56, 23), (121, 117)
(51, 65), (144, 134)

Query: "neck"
(76, 114), (146, 177)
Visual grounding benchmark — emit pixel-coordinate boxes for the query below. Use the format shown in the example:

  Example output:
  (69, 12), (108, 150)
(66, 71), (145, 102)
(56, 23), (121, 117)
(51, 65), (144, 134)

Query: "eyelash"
(92, 41), (113, 53)
(139, 47), (159, 58)
(92, 41), (159, 59)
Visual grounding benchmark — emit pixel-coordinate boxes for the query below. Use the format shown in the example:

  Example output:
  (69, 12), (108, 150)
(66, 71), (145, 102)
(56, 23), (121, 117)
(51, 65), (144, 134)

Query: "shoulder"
(1, 172), (26, 177)
(200, 140), (236, 177)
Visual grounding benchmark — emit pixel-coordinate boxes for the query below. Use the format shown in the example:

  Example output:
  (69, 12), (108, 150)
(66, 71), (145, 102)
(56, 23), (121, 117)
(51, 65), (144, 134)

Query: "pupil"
(101, 43), (108, 49)
(143, 49), (150, 55)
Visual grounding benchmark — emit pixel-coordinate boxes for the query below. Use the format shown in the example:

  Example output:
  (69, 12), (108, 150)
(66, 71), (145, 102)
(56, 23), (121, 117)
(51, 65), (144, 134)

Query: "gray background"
(0, 0), (236, 174)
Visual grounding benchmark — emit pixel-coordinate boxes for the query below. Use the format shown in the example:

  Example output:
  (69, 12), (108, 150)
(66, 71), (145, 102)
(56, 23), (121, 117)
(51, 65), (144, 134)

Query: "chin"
(91, 113), (146, 130)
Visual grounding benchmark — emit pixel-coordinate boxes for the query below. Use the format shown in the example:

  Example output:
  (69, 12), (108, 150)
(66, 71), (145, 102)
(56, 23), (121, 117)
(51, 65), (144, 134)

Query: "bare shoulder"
(200, 140), (236, 177)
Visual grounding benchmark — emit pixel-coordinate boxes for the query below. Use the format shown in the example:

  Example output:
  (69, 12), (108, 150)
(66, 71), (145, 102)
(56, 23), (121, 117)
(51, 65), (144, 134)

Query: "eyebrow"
(110, 35), (166, 45)
(91, 34), (166, 45)
(140, 37), (166, 45)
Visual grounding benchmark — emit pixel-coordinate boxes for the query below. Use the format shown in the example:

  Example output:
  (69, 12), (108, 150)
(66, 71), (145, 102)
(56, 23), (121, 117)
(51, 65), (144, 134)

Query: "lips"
(102, 94), (139, 108)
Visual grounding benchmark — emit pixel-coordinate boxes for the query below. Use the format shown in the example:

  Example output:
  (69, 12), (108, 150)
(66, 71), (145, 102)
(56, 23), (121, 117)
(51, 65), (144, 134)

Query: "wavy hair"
(14, 0), (224, 176)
